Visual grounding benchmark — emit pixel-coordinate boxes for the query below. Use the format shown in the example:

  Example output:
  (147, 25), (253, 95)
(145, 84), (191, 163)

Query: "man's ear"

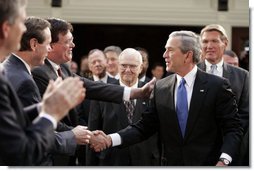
(1, 21), (11, 39)
(223, 39), (228, 48)
(30, 38), (37, 51)
(185, 51), (193, 63)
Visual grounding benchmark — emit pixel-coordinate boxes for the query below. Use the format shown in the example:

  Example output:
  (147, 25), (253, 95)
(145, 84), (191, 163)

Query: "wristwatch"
(220, 158), (230, 165)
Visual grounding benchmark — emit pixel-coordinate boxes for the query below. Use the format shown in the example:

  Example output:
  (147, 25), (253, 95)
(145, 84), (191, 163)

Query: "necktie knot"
(209, 64), (217, 75)
(180, 78), (186, 86)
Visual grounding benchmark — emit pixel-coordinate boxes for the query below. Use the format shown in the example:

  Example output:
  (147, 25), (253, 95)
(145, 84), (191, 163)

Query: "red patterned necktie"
(57, 68), (62, 78)
(124, 100), (135, 124)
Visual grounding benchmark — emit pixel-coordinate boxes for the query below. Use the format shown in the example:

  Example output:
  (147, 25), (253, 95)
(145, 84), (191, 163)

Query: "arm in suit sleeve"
(53, 131), (77, 155)
(23, 103), (40, 120)
(216, 79), (243, 159)
(0, 79), (55, 166)
(237, 71), (249, 133)
(32, 68), (125, 104)
(79, 76), (124, 103)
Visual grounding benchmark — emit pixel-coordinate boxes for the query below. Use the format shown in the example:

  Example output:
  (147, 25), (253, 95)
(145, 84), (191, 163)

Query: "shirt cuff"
(34, 112), (58, 129)
(109, 133), (121, 147)
(220, 153), (232, 163)
(123, 87), (131, 101)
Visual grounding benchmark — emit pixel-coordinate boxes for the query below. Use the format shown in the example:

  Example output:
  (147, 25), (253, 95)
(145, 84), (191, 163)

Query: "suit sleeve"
(216, 79), (243, 159)
(53, 131), (77, 155)
(80, 76), (124, 103)
(0, 79), (55, 166)
(237, 71), (249, 133)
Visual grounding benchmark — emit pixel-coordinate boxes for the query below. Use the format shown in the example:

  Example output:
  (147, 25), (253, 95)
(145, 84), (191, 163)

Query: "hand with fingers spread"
(130, 77), (156, 99)
(72, 125), (93, 145)
(89, 130), (112, 152)
(41, 77), (86, 122)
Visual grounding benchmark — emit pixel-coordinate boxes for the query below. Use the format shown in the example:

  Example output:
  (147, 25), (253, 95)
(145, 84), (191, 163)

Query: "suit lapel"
(45, 59), (58, 80)
(222, 63), (232, 80)
(168, 74), (183, 141)
(184, 69), (208, 140)
(197, 61), (206, 72)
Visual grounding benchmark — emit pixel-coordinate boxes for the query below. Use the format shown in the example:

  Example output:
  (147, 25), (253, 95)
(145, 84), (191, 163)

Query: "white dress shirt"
(205, 59), (223, 77)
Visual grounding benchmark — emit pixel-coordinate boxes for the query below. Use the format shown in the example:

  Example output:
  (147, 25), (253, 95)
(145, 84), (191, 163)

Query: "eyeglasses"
(119, 64), (138, 71)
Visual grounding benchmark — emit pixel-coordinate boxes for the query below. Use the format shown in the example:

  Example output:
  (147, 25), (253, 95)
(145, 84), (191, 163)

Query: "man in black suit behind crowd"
(197, 24), (249, 166)
(87, 48), (159, 166)
(91, 30), (243, 166)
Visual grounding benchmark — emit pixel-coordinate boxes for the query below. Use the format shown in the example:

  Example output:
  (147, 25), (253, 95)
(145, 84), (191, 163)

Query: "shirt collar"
(47, 59), (60, 71)
(205, 59), (223, 70)
(93, 74), (108, 83)
(119, 78), (138, 88)
(176, 65), (197, 88)
(139, 75), (146, 82)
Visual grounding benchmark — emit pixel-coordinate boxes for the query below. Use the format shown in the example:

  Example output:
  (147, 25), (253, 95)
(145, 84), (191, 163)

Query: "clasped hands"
(88, 130), (112, 152)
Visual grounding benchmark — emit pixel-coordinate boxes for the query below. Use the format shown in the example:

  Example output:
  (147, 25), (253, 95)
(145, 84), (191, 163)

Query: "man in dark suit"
(31, 17), (155, 165)
(0, 0), (86, 165)
(2, 17), (92, 166)
(135, 47), (152, 83)
(197, 24), (249, 165)
(87, 48), (159, 166)
(79, 48), (118, 165)
(104, 45), (122, 80)
(87, 49), (117, 84)
(91, 31), (243, 166)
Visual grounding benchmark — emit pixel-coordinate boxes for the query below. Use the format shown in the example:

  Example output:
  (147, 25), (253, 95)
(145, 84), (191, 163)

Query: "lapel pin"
(200, 89), (204, 92)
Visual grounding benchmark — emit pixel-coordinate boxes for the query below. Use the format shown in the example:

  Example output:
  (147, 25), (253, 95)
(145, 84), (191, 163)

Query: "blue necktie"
(176, 78), (188, 137)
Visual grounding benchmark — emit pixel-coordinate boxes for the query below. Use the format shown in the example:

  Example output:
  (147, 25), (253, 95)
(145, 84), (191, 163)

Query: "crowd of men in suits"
(0, 0), (249, 166)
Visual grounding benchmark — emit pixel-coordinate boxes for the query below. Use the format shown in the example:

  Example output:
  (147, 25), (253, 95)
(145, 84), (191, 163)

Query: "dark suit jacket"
(32, 59), (124, 104)
(197, 62), (249, 133)
(0, 72), (55, 166)
(78, 75), (119, 125)
(140, 75), (151, 84)
(31, 59), (125, 165)
(118, 68), (243, 166)
(87, 80), (160, 166)
(32, 59), (125, 129)
(2, 55), (77, 165)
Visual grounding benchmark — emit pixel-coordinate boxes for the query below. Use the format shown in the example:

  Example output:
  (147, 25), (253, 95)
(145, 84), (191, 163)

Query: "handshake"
(75, 128), (112, 152)
(89, 130), (112, 152)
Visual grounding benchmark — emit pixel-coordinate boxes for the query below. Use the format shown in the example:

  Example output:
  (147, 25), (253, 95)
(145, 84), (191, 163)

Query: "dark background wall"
(71, 24), (203, 77)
